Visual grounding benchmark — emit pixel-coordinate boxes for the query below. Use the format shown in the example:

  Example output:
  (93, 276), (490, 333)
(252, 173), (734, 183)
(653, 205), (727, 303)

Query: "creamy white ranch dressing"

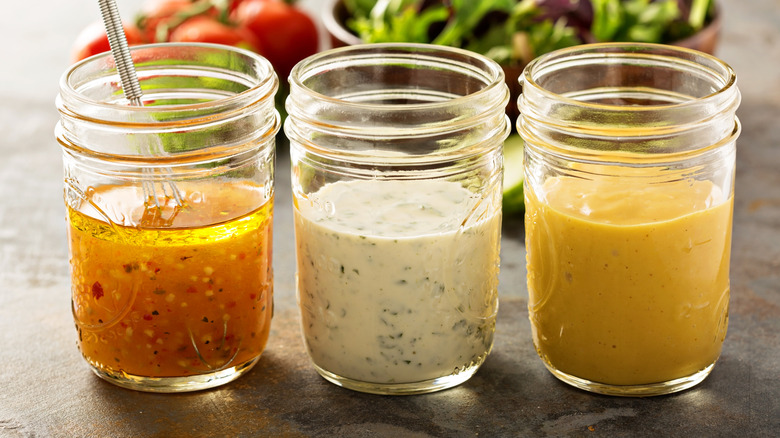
(294, 179), (501, 384)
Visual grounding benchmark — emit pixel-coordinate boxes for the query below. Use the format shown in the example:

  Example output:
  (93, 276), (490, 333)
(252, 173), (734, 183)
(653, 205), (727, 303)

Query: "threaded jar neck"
(285, 43), (510, 174)
(517, 43), (741, 163)
(56, 43), (279, 168)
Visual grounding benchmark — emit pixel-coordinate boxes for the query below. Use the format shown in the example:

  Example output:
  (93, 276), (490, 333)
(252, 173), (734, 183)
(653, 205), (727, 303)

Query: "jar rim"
(517, 42), (741, 161)
(288, 42), (506, 111)
(57, 43), (280, 162)
(520, 42), (738, 112)
(59, 42), (277, 119)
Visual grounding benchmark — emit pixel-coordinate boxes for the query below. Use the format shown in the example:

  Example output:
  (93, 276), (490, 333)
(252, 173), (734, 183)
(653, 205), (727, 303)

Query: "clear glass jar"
(285, 43), (510, 395)
(56, 43), (279, 392)
(518, 43), (741, 396)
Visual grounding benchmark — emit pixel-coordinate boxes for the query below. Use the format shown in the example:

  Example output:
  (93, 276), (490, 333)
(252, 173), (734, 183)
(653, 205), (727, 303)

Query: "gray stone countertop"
(0, 0), (778, 436)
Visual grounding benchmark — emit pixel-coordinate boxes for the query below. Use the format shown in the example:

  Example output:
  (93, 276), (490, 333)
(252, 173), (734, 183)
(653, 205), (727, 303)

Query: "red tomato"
(232, 0), (319, 77)
(71, 20), (145, 62)
(137, 0), (215, 43)
(169, 16), (262, 53)
(140, 0), (194, 12)
(227, 0), (249, 13)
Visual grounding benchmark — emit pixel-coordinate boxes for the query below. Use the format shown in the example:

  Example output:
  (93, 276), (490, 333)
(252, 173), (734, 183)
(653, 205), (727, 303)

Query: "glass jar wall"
(518, 43), (741, 396)
(286, 43), (510, 395)
(56, 43), (279, 392)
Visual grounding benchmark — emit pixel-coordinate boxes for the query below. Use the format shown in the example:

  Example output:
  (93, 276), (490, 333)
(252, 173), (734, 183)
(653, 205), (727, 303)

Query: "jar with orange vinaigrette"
(56, 43), (279, 392)
(518, 43), (741, 396)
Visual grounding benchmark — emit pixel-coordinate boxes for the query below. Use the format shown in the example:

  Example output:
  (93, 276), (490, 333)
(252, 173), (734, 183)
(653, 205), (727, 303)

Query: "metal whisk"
(97, 0), (183, 210)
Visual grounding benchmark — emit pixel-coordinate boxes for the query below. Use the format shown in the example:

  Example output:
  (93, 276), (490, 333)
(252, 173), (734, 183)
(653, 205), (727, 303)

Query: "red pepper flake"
(155, 268), (161, 274)
(186, 286), (198, 294)
(227, 301), (237, 308)
(91, 282), (104, 300)
(143, 314), (153, 321)
(238, 253), (246, 260)
(249, 293), (257, 300)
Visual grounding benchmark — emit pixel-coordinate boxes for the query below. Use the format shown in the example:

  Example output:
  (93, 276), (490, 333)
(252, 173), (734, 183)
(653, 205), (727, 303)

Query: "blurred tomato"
(137, 0), (215, 43)
(71, 20), (144, 62)
(227, 0), (249, 14)
(169, 16), (262, 52)
(140, 0), (195, 15)
(232, 0), (319, 77)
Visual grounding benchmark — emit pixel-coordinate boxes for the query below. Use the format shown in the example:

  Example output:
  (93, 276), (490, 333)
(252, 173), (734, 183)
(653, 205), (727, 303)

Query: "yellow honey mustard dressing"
(68, 181), (273, 378)
(526, 176), (732, 385)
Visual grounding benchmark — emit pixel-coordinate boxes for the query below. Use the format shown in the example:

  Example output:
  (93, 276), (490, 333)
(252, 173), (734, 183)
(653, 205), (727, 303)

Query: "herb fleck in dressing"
(295, 180), (500, 384)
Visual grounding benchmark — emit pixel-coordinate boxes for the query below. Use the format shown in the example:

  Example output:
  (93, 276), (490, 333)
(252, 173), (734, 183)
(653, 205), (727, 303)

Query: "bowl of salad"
(324, 0), (721, 55)
(323, 0), (721, 115)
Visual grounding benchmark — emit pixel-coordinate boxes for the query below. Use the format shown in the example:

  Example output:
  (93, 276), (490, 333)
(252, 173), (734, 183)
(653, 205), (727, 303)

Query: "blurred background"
(2, 0), (777, 110)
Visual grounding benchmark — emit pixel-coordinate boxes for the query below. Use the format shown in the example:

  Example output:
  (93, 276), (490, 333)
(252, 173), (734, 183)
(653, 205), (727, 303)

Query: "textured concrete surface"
(1, 0), (778, 436)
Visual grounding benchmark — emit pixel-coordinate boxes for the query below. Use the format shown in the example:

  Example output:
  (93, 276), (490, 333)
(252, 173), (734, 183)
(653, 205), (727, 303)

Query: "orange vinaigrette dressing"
(68, 181), (273, 378)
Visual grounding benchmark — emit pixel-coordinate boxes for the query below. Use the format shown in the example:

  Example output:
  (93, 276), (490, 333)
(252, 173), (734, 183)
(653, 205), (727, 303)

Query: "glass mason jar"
(518, 43), (741, 396)
(285, 43), (509, 395)
(56, 43), (279, 392)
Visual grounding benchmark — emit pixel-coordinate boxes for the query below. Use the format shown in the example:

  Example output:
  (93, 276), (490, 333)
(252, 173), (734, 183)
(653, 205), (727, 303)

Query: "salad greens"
(347, 0), (579, 65)
(343, 0), (716, 66)
(591, 0), (680, 43)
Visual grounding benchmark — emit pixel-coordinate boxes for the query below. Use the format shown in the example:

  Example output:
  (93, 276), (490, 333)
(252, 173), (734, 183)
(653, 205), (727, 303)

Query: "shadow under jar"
(285, 43), (510, 395)
(518, 43), (741, 396)
(56, 43), (279, 392)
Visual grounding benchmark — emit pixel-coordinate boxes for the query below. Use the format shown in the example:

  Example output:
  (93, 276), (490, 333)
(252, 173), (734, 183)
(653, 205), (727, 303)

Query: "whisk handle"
(98, 0), (144, 106)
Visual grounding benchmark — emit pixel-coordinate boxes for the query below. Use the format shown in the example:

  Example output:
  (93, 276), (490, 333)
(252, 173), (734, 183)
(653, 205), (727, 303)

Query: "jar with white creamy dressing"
(285, 43), (510, 395)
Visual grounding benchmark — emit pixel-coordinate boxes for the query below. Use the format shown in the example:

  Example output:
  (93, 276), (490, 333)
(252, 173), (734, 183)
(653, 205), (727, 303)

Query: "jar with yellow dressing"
(518, 43), (741, 396)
